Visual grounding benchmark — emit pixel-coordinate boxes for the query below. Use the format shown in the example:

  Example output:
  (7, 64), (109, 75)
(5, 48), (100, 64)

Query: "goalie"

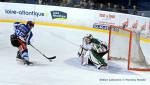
(78, 34), (108, 69)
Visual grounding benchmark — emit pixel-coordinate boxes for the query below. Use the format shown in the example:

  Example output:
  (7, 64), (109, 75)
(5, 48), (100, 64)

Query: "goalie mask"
(85, 34), (93, 39)
(85, 37), (92, 44)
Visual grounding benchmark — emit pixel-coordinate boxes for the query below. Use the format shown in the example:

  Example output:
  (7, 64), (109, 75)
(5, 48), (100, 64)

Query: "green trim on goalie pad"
(91, 38), (100, 44)
(91, 49), (107, 65)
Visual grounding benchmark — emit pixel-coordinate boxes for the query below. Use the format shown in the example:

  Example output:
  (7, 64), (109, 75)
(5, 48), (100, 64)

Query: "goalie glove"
(99, 40), (108, 49)
(93, 43), (108, 53)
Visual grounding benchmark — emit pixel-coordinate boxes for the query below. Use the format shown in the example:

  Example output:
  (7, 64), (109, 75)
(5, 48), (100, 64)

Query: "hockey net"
(108, 25), (150, 71)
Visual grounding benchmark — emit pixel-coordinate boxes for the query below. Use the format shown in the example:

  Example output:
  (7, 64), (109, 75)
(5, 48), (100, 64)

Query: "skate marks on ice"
(107, 61), (136, 75)
(64, 57), (100, 72)
(0, 80), (34, 85)
(65, 57), (136, 75)
(16, 60), (51, 67)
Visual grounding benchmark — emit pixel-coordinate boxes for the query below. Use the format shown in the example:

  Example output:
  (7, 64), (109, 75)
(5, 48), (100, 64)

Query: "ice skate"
(97, 64), (108, 70)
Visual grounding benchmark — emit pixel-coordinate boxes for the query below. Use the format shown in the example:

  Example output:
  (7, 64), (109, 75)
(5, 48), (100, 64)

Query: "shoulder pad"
(14, 22), (20, 24)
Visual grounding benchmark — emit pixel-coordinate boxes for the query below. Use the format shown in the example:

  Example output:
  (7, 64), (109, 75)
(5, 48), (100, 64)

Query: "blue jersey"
(15, 24), (30, 37)
(14, 23), (33, 44)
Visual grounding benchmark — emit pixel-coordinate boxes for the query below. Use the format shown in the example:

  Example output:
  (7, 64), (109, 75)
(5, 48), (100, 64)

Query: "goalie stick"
(78, 37), (85, 57)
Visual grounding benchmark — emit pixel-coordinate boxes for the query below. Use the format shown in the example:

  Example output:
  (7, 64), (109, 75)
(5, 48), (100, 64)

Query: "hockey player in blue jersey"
(10, 21), (34, 65)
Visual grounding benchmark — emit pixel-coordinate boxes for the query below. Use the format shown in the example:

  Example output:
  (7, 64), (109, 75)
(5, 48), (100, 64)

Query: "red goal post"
(108, 25), (150, 71)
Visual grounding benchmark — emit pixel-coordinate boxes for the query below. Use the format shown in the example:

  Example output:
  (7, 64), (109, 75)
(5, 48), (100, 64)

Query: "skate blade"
(99, 66), (108, 70)
(16, 58), (33, 66)
(16, 58), (24, 62)
(24, 63), (33, 66)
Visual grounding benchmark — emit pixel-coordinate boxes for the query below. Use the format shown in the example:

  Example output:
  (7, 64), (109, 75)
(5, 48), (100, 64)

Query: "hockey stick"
(30, 44), (56, 62)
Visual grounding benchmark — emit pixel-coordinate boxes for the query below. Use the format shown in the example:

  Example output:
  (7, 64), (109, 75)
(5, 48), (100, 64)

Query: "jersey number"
(15, 29), (25, 37)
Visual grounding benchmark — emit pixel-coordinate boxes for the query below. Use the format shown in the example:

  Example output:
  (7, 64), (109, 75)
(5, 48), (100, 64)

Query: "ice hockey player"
(10, 21), (34, 65)
(78, 34), (108, 69)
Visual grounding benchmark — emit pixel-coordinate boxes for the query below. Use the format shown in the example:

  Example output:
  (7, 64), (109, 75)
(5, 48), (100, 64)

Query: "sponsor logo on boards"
(51, 11), (67, 20)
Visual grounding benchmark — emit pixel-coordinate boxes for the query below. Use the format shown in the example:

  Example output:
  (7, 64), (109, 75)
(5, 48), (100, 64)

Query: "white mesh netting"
(109, 26), (150, 70)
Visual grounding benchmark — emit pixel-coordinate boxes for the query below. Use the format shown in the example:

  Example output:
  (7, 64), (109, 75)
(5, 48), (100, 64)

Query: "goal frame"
(108, 25), (150, 71)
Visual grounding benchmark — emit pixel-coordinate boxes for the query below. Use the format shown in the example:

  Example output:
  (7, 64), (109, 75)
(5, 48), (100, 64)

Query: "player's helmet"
(26, 21), (34, 28)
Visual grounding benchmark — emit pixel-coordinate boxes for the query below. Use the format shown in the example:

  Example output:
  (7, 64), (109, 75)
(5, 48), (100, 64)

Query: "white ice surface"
(0, 22), (150, 85)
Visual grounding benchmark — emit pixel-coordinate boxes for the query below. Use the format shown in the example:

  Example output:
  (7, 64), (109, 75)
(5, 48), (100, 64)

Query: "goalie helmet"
(84, 34), (93, 44)
(85, 34), (93, 39)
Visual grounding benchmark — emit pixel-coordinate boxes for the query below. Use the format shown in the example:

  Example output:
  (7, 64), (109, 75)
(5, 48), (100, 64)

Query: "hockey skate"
(16, 52), (33, 65)
(97, 64), (108, 70)
(22, 59), (33, 65)
(16, 51), (23, 61)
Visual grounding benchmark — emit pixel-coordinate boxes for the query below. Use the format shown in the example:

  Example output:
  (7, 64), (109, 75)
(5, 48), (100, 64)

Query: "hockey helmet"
(26, 21), (34, 28)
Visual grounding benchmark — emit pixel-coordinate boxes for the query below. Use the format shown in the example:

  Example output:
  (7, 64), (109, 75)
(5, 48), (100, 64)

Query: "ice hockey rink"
(0, 22), (150, 85)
